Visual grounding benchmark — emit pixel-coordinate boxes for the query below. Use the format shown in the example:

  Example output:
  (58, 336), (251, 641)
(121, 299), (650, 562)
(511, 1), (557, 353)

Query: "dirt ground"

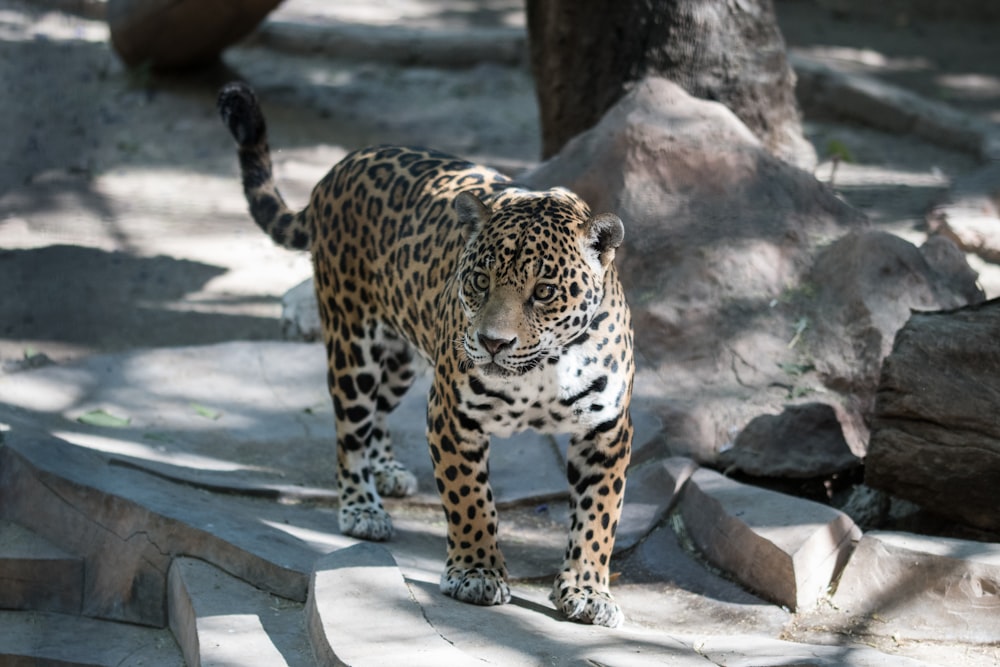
(1, 0), (998, 367)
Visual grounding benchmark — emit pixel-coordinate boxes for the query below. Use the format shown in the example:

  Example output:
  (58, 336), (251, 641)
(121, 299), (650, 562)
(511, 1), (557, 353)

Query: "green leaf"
(825, 139), (855, 163)
(77, 409), (131, 428)
(191, 403), (222, 420)
(779, 362), (815, 377)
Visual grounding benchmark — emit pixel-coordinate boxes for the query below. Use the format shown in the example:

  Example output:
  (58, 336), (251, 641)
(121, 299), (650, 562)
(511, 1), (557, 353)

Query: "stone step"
(678, 468), (860, 611)
(0, 427), (348, 627)
(0, 610), (182, 666)
(0, 519), (83, 615)
(168, 557), (313, 667)
(307, 543), (482, 667)
(831, 531), (1000, 644)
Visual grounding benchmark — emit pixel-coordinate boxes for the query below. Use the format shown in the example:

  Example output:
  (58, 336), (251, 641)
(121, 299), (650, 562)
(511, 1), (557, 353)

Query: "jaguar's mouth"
(477, 356), (542, 378)
(480, 361), (515, 378)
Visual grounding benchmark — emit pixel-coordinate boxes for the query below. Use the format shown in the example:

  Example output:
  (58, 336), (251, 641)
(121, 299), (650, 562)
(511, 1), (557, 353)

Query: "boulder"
(108, 0), (283, 69)
(803, 230), (983, 448)
(523, 76), (866, 466)
(866, 299), (1000, 532)
(718, 402), (860, 479)
(523, 76), (983, 478)
(0, 520), (83, 615)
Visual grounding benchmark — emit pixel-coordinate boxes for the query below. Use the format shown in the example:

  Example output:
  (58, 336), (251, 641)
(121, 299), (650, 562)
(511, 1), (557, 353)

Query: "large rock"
(614, 457), (698, 553)
(281, 277), (321, 341)
(866, 299), (1000, 532)
(523, 76), (983, 476)
(803, 230), (984, 449)
(718, 402), (860, 479)
(524, 76), (865, 466)
(108, 0), (283, 69)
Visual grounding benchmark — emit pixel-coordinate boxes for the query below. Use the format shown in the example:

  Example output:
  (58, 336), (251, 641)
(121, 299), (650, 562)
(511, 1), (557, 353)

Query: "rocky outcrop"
(522, 76), (983, 478)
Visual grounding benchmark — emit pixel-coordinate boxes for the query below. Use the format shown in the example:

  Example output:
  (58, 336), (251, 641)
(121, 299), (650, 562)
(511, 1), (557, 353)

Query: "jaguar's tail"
(217, 82), (311, 250)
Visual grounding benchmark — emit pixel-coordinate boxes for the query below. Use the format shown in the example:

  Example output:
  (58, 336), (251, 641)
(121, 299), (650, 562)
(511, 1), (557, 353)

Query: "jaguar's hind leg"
(318, 289), (395, 541)
(369, 330), (418, 498)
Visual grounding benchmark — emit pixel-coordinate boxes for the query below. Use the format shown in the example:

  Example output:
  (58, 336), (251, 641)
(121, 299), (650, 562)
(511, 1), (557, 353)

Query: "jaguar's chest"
(458, 336), (624, 439)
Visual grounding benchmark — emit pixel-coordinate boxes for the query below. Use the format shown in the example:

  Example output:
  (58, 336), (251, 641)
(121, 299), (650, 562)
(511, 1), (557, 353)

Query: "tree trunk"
(866, 298), (1000, 534)
(526, 0), (810, 165)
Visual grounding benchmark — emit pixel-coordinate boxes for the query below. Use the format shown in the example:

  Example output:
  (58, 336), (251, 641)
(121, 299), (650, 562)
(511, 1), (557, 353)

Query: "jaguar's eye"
(532, 283), (557, 302)
(471, 271), (490, 292)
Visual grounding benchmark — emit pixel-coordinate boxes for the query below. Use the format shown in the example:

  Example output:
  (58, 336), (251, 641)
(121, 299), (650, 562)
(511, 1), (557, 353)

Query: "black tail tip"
(217, 81), (267, 147)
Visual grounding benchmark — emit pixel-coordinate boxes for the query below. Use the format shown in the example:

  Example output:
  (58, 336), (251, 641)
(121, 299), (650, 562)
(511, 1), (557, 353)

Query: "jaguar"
(218, 82), (634, 627)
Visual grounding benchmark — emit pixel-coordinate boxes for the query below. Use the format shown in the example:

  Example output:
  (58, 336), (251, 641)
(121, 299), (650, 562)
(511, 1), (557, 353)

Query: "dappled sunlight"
(791, 45), (932, 74)
(271, 0), (525, 29)
(52, 429), (273, 473)
(258, 518), (354, 553)
(0, 342), (345, 492)
(816, 162), (953, 188)
(936, 72), (1000, 101)
(0, 7), (107, 43)
(0, 366), (89, 412)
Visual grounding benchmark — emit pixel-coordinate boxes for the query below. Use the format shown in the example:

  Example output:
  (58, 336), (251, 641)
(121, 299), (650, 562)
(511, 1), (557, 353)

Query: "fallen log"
(866, 298), (1000, 533)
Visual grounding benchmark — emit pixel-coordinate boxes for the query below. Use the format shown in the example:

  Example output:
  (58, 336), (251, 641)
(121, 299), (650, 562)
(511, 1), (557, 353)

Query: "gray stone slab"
(615, 456), (698, 553)
(0, 342), (567, 507)
(168, 557), (311, 667)
(0, 428), (353, 625)
(679, 468), (860, 611)
(406, 575), (717, 666)
(0, 519), (82, 615)
(831, 531), (1000, 643)
(0, 610), (183, 666)
(307, 542), (482, 667)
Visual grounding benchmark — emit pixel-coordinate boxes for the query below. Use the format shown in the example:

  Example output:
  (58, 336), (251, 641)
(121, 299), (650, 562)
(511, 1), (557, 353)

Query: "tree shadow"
(0, 245), (281, 356)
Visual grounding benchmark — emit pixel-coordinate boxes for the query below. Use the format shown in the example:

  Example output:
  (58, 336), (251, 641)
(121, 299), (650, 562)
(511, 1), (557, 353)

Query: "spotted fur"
(218, 82), (634, 627)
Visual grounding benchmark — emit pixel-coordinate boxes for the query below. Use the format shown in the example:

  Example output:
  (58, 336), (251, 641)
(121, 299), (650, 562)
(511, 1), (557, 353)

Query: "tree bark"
(526, 0), (810, 164)
(866, 298), (1000, 533)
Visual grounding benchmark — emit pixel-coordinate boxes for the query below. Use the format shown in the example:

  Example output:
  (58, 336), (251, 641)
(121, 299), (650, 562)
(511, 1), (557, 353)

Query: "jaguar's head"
(453, 188), (624, 378)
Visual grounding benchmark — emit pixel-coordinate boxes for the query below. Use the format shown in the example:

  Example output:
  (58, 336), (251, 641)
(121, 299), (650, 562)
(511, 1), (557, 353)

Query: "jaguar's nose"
(478, 333), (516, 356)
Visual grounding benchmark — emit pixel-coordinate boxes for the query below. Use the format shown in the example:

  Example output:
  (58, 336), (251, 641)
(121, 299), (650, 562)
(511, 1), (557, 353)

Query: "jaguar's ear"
(583, 213), (624, 268)
(454, 192), (490, 235)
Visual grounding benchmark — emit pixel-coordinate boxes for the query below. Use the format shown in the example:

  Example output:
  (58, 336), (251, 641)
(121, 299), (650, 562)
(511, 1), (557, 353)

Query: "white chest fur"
(462, 336), (624, 439)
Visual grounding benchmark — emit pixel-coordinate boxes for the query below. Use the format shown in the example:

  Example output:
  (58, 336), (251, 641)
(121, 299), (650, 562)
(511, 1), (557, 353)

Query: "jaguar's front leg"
(552, 410), (633, 628)
(427, 377), (510, 606)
